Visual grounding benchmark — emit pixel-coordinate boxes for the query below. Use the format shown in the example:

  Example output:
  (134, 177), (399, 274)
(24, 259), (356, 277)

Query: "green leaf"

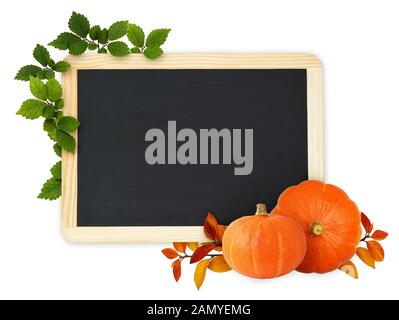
(55, 111), (64, 120)
(42, 105), (55, 119)
(53, 143), (62, 157)
(145, 28), (170, 48)
(38, 177), (61, 200)
(89, 25), (101, 40)
(108, 21), (128, 40)
(49, 32), (87, 55)
(98, 48), (107, 54)
(130, 47), (141, 54)
(16, 99), (46, 119)
(49, 32), (74, 50)
(55, 99), (64, 109)
(37, 70), (46, 80)
(98, 29), (108, 44)
(68, 11), (90, 38)
(51, 161), (62, 179)
(127, 24), (145, 47)
(48, 59), (55, 68)
(43, 119), (56, 133)
(108, 41), (130, 56)
(88, 43), (97, 51)
(144, 46), (163, 60)
(57, 116), (80, 132)
(33, 44), (51, 67)
(68, 37), (88, 55)
(45, 70), (55, 80)
(56, 129), (76, 152)
(46, 79), (62, 102)
(15, 65), (42, 81)
(29, 76), (47, 100)
(48, 130), (57, 142)
(53, 61), (70, 72)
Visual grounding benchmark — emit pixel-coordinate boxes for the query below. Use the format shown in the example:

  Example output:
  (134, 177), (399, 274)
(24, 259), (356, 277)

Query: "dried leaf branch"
(161, 212), (232, 289)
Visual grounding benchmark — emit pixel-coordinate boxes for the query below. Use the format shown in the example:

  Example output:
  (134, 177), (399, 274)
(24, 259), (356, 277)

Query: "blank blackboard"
(61, 54), (323, 242)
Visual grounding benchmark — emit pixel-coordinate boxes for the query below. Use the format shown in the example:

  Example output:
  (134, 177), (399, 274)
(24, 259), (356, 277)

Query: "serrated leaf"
(89, 25), (101, 40)
(172, 259), (182, 282)
(98, 29), (108, 44)
(194, 259), (210, 290)
(339, 261), (359, 279)
(33, 44), (51, 67)
(45, 70), (55, 80)
(207, 256), (232, 273)
(53, 61), (70, 72)
(55, 99), (64, 110)
(38, 177), (61, 200)
(173, 242), (187, 254)
(143, 46), (163, 60)
(16, 99), (46, 119)
(49, 32), (87, 55)
(108, 21), (128, 40)
(88, 43), (97, 51)
(55, 130), (75, 153)
(57, 116), (80, 132)
(68, 11), (90, 38)
(367, 241), (385, 262)
(130, 47), (141, 54)
(29, 76), (47, 101)
(127, 24), (145, 47)
(55, 111), (64, 120)
(42, 105), (55, 119)
(53, 143), (62, 157)
(372, 230), (388, 241)
(46, 79), (62, 102)
(108, 41), (130, 57)
(15, 65), (42, 81)
(356, 247), (376, 269)
(36, 70), (46, 80)
(43, 119), (56, 133)
(51, 161), (62, 179)
(68, 37), (88, 56)
(162, 248), (179, 259)
(190, 244), (215, 264)
(145, 28), (170, 48)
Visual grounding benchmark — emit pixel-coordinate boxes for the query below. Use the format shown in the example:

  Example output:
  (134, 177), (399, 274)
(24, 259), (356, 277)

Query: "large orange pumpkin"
(222, 204), (307, 279)
(273, 180), (362, 273)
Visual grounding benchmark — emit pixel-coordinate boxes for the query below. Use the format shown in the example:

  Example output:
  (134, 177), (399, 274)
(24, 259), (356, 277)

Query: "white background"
(0, 0), (398, 300)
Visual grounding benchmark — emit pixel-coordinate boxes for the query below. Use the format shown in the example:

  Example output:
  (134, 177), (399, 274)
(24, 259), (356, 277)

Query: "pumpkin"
(222, 203), (307, 279)
(273, 180), (362, 273)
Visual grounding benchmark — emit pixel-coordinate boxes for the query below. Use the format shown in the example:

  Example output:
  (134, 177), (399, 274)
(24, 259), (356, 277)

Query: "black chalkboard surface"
(77, 69), (308, 226)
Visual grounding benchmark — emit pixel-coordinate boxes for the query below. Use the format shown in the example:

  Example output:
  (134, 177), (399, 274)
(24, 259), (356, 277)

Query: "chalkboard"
(61, 54), (323, 242)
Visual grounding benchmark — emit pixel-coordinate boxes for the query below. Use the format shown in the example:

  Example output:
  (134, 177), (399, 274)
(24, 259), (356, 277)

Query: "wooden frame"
(61, 53), (324, 243)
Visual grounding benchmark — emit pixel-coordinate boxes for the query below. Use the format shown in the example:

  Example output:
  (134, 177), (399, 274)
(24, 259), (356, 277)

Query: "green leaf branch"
(15, 11), (171, 200)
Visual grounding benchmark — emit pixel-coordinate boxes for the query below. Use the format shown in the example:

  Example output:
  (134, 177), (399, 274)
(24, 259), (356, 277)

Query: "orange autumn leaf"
(162, 248), (179, 259)
(367, 240), (385, 262)
(204, 212), (219, 241)
(372, 230), (389, 241)
(190, 244), (215, 264)
(214, 246), (223, 252)
(187, 242), (199, 251)
(339, 261), (359, 279)
(194, 259), (210, 289)
(361, 212), (373, 234)
(356, 247), (376, 269)
(172, 259), (182, 282)
(173, 242), (187, 253)
(207, 256), (232, 273)
(216, 225), (226, 243)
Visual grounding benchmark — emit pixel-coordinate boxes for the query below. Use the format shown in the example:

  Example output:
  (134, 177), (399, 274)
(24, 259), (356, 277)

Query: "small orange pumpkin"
(274, 180), (362, 273)
(222, 204), (307, 279)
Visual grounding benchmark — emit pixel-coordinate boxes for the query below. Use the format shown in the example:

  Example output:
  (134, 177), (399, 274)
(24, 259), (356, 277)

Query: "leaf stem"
(361, 234), (371, 242)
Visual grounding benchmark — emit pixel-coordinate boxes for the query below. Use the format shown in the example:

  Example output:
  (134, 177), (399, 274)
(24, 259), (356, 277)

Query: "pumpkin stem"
(310, 221), (324, 236)
(255, 203), (268, 215)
